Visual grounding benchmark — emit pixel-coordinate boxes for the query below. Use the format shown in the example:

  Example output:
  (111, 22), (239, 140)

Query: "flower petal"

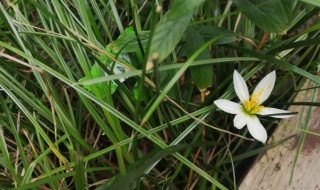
(257, 107), (294, 118)
(233, 113), (250, 129)
(233, 70), (249, 104)
(252, 71), (276, 105)
(247, 116), (267, 143)
(214, 99), (242, 114)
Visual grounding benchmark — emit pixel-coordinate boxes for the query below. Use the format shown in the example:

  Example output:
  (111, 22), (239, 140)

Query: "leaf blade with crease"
(232, 0), (298, 34)
(147, 0), (205, 66)
(186, 26), (213, 90)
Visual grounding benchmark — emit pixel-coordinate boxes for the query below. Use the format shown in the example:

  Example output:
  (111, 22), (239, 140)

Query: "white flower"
(214, 70), (293, 143)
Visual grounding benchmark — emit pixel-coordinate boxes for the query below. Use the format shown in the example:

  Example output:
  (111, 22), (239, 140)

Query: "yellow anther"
(244, 101), (251, 111)
(243, 96), (263, 114)
(251, 105), (264, 114)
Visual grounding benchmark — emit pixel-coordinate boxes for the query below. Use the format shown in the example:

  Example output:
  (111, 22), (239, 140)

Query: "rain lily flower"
(214, 70), (293, 143)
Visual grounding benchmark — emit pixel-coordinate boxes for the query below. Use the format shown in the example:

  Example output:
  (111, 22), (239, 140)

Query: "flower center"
(243, 93), (264, 114)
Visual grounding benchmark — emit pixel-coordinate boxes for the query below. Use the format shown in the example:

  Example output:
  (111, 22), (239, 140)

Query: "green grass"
(0, 0), (319, 189)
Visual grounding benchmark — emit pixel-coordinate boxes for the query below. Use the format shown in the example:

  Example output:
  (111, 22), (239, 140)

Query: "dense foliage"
(0, 0), (319, 189)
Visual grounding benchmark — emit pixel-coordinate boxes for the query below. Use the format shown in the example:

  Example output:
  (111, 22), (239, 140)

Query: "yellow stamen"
(244, 101), (251, 111)
(244, 94), (264, 114)
(252, 105), (264, 114)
